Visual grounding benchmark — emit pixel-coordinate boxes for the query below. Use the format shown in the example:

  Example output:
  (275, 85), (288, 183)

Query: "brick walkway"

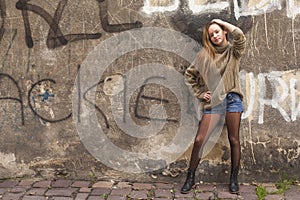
(0, 179), (299, 199)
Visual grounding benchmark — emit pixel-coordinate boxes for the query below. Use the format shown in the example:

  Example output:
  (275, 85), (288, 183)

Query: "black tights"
(188, 112), (242, 171)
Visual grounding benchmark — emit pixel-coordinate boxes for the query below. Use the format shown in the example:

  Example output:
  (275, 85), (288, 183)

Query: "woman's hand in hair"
(211, 19), (241, 33)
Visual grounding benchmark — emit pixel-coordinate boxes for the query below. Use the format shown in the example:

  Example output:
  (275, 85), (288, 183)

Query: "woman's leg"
(225, 112), (242, 193)
(181, 113), (221, 193)
(189, 114), (222, 170)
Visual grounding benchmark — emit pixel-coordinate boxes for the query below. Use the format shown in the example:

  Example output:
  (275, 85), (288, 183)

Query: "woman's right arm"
(211, 19), (246, 58)
(184, 65), (207, 101)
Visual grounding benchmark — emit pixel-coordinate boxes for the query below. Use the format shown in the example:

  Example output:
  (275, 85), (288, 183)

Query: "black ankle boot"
(181, 169), (195, 194)
(229, 168), (239, 194)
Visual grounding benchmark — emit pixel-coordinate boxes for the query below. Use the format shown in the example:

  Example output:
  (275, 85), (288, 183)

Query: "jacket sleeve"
(184, 65), (207, 101)
(232, 28), (246, 58)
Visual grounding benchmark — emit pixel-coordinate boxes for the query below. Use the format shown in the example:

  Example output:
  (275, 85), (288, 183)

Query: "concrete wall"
(0, 0), (299, 183)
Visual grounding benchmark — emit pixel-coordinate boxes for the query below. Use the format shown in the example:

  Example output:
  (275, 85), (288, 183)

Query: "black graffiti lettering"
(28, 79), (72, 123)
(16, 0), (102, 49)
(96, 0), (142, 33)
(0, 0), (6, 42)
(98, 0), (142, 32)
(0, 73), (25, 125)
(83, 79), (110, 129)
(134, 76), (178, 123)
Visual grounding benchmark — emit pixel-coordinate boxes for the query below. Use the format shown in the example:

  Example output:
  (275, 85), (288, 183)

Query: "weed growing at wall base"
(256, 171), (296, 200)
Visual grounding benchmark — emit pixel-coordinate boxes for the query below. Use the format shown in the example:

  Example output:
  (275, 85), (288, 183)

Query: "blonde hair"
(202, 21), (226, 59)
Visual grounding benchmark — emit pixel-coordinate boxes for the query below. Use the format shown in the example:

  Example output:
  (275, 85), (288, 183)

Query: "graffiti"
(0, 1), (298, 130)
(0, 73), (72, 125)
(134, 76), (178, 123)
(142, 0), (180, 13)
(15, 0), (142, 49)
(0, 0), (6, 42)
(39, 89), (55, 102)
(241, 70), (300, 124)
(96, 0), (142, 33)
(83, 79), (110, 129)
(142, 0), (300, 19)
(27, 79), (72, 123)
(0, 73), (25, 125)
(0, 71), (180, 128)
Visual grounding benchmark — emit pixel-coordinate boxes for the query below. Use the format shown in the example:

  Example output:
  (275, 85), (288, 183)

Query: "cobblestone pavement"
(0, 179), (299, 200)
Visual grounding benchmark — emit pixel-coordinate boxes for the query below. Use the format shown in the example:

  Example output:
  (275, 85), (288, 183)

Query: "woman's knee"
(194, 135), (205, 146)
(228, 135), (240, 145)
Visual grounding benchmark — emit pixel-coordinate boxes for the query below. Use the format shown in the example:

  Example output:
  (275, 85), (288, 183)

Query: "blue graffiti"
(39, 89), (55, 102)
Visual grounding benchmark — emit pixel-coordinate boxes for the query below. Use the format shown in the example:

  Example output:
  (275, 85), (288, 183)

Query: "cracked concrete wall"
(0, 0), (299, 183)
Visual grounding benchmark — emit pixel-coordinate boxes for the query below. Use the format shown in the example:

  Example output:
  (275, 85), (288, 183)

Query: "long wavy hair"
(202, 21), (227, 59)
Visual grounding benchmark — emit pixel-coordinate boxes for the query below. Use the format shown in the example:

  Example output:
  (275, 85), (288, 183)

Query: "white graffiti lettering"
(286, 0), (300, 18)
(141, 0), (180, 14)
(241, 70), (300, 124)
(188, 0), (229, 14)
(141, 0), (299, 18)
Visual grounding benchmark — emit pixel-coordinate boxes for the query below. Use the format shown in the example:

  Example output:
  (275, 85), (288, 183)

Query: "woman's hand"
(211, 19), (224, 25)
(203, 91), (212, 102)
(210, 19), (241, 33)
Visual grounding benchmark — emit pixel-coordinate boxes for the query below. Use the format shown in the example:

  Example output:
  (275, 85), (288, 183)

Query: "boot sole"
(229, 190), (239, 194)
(180, 185), (195, 194)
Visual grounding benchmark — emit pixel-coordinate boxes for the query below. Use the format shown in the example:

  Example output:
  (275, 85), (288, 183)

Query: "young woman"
(181, 19), (246, 194)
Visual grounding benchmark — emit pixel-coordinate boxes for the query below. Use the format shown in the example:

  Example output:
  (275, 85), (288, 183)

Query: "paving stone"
(22, 196), (47, 200)
(154, 183), (173, 189)
(128, 190), (149, 199)
(239, 193), (259, 200)
(10, 186), (29, 193)
(92, 181), (114, 188)
(265, 185), (279, 193)
(90, 188), (111, 196)
(195, 191), (215, 200)
(51, 180), (73, 188)
(0, 188), (9, 194)
(217, 191), (239, 199)
(284, 185), (300, 199)
(110, 188), (131, 196)
(265, 194), (284, 200)
(26, 188), (48, 196)
(0, 180), (19, 188)
(33, 181), (52, 188)
(72, 181), (92, 188)
(154, 188), (173, 198)
(106, 195), (127, 200)
(116, 182), (132, 189)
(45, 188), (78, 197)
(173, 191), (194, 198)
(75, 192), (90, 200)
(195, 183), (215, 192)
(79, 187), (92, 193)
(216, 183), (229, 192)
(18, 180), (35, 186)
(1, 192), (24, 200)
(239, 184), (256, 193)
(0, 179), (298, 200)
(132, 182), (153, 190)
(87, 196), (105, 200)
(51, 197), (74, 200)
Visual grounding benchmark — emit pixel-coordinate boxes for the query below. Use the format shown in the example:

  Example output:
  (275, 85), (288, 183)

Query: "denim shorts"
(203, 92), (243, 114)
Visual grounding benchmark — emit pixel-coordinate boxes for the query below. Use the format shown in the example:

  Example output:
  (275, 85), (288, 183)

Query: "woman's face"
(208, 23), (227, 47)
